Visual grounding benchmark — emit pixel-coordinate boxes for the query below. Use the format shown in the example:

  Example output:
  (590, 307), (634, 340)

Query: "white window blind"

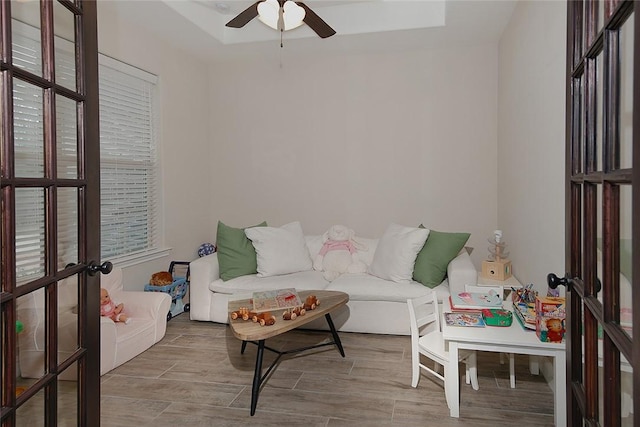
(98, 57), (160, 261)
(11, 20), (162, 278)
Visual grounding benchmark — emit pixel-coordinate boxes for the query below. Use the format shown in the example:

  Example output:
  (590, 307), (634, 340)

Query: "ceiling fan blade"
(296, 2), (336, 38)
(226, 1), (261, 28)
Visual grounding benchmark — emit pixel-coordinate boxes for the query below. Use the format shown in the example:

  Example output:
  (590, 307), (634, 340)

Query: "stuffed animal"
(150, 271), (173, 286)
(545, 318), (565, 342)
(100, 288), (130, 324)
(313, 225), (367, 281)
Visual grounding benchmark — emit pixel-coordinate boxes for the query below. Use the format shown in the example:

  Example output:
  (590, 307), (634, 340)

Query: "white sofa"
(190, 234), (477, 335)
(17, 267), (171, 379)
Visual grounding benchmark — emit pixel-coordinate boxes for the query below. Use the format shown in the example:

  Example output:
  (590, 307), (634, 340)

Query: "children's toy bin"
(144, 261), (190, 321)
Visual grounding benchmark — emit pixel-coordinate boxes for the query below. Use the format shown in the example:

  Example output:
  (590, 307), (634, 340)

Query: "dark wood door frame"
(0, 1), (100, 425)
(565, 0), (638, 425)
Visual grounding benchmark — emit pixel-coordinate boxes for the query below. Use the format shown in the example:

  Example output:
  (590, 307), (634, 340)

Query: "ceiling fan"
(226, 0), (336, 39)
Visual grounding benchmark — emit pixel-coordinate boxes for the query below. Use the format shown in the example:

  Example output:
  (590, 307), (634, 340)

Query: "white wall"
(96, 1), (568, 292)
(98, 3), (212, 288)
(498, 0), (567, 292)
(208, 45), (500, 267)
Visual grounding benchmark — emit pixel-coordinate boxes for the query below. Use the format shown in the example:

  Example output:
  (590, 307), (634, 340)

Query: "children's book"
(444, 312), (486, 327)
(252, 288), (302, 312)
(449, 291), (503, 311)
(513, 302), (536, 330)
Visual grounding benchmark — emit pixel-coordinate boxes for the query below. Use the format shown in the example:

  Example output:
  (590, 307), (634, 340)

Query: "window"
(98, 57), (162, 263)
(11, 20), (163, 275)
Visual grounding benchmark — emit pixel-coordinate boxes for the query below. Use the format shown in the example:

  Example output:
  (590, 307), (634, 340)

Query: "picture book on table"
(444, 312), (486, 327)
(252, 288), (302, 312)
(449, 291), (503, 310)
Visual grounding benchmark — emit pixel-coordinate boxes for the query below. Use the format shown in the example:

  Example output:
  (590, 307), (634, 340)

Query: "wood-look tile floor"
(100, 313), (555, 426)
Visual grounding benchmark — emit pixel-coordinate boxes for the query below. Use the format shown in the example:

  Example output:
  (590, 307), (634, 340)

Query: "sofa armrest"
(447, 251), (477, 295)
(120, 291), (171, 319)
(189, 254), (219, 321)
(100, 316), (117, 375)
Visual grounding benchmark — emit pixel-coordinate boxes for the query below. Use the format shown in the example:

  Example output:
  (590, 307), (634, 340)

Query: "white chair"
(17, 267), (171, 379)
(464, 284), (516, 388)
(407, 291), (479, 409)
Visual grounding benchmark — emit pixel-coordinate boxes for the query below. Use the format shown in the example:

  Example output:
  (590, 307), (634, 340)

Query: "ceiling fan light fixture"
(258, 0), (305, 31)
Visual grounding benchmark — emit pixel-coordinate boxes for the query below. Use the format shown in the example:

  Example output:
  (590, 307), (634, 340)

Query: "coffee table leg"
(241, 340), (247, 354)
(250, 339), (265, 416)
(325, 313), (345, 357)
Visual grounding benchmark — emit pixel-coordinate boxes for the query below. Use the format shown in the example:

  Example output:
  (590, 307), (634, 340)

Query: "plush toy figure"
(100, 288), (130, 324)
(313, 225), (367, 281)
(545, 318), (565, 342)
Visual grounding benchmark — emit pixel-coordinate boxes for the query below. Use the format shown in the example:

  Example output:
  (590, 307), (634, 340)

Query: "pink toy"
(100, 288), (131, 324)
(313, 225), (367, 281)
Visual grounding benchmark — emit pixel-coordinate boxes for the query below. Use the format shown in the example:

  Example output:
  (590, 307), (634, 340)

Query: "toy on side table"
(481, 229), (512, 281)
(535, 296), (566, 342)
(144, 261), (190, 321)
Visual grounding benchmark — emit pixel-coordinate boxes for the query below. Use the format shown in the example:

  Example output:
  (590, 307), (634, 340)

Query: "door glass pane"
(16, 387), (44, 426)
(597, 0), (604, 33)
(597, 335), (604, 425)
(58, 188), (78, 270)
(595, 52), (604, 172)
(619, 185), (632, 337)
(15, 188), (45, 284)
(572, 75), (585, 174)
(11, 3), (42, 77)
(58, 376), (78, 425)
(595, 184), (602, 300)
(14, 80), (44, 178)
(53, 1), (76, 91)
(58, 277), (79, 374)
(597, 343), (634, 426)
(579, 75), (585, 173)
(621, 362), (633, 426)
(56, 96), (78, 180)
(619, 13), (634, 170)
(16, 291), (45, 381)
(583, 1), (590, 52)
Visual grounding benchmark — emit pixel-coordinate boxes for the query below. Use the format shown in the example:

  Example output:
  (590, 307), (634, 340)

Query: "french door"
(1, 1), (100, 425)
(564, 0), (638, 425)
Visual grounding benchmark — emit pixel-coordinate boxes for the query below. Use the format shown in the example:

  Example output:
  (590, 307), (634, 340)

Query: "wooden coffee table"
(228, 290), (349, 415)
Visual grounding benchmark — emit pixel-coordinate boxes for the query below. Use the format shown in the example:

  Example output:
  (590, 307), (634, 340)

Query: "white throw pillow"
(244, 221), (313, 277)
(368, 223), (430, 283)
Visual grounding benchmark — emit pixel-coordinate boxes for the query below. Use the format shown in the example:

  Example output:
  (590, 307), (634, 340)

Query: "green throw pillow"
(217, 220), (267, 281)
(413, 228), (470, 288)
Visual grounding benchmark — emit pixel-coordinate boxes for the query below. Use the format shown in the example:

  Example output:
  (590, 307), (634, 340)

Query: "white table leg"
(446, 342), (460, 418)
(529, 355), (540, 375)
(509, 353), (515, 388)
(554, 351), (567, 427)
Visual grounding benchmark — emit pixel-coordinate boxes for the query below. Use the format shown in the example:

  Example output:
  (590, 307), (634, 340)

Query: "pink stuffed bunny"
(313, 225), (367, 281)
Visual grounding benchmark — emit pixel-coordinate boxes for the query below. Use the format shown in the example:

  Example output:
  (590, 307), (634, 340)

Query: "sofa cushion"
(209, 270), (329, 295)
(216, 220), (267, 281)
(368, 223), (429, 283)
(413, 229), (471, 288)
(245, 221), (313, 277)
(326, 272), (450, 303)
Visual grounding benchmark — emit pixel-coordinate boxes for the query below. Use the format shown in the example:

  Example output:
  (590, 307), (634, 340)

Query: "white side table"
(476, 274), (522, 289)
(475, 273), (534, 387)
